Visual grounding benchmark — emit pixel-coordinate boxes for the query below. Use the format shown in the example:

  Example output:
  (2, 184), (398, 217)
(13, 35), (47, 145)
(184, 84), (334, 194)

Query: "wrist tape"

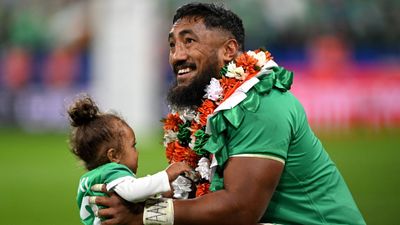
(143, 198), (174, 225)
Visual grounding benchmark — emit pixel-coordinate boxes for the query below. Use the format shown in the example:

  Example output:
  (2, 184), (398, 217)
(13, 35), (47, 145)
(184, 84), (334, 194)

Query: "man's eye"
(186, 38), (194, 44)
(169, 42), (175, 48)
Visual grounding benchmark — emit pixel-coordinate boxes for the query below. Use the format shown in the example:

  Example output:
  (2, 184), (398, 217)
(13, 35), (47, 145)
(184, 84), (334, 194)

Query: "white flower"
(254, 51), (267, 67)
(188, 134), (196, 150)
(247, 50), (267, 67)
(234, 66), (246, 80)
(226, 61), (246, 80)
(171, 175), (192, 199)
(225, 62), (237, 78)
(195, 157), (211, 181)
(193, 112), (201, 124)
(163, 130), (177, 147)
(247, 50), (256, 56)
(177, 108), (197, 123)
(204, 78), (223, 101)
(169, 107), (178, 115)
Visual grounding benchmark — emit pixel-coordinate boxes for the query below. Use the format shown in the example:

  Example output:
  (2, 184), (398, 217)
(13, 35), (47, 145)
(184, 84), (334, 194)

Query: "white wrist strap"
(143, 198), (174, 225)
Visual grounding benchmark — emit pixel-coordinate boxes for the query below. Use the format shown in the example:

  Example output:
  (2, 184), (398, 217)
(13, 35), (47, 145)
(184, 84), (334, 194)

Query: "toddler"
(67, 95), (190, 225)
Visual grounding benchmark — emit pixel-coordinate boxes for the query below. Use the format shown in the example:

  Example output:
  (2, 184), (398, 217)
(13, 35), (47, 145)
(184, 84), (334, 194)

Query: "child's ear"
(107, 148), (120, 163)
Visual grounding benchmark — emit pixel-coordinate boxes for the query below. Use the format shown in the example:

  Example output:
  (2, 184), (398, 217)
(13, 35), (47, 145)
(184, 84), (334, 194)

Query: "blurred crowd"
(0, 0), (91, 89)
(0, 0), (399, 131)
(0, 0), (90, 130)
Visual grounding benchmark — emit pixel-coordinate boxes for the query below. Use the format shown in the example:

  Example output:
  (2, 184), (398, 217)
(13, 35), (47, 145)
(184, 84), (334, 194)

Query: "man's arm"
(96, 157), (283, 225)
(173, 157), (283, 225)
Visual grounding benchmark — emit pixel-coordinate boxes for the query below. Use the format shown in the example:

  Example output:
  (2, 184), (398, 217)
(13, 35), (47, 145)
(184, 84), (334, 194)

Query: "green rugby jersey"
(204, 69), (366, 224)
(76, 163), (134, 225)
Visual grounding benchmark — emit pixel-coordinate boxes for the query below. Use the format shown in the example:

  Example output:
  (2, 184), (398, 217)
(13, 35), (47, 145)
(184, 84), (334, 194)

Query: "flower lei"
(162, 49), (273, 197)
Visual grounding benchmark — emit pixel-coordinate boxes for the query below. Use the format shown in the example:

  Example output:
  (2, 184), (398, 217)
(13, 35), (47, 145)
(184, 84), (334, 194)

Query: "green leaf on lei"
(220, 64), (228, 76)
(193, 129), (210, 156)
(177, 121), (191, 146)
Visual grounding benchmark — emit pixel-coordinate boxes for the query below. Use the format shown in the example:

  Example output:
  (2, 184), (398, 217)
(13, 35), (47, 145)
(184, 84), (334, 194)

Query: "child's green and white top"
(76, 162), (170, 225)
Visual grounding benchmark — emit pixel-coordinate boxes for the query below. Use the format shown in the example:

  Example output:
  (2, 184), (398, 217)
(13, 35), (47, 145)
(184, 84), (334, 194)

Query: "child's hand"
(165, 162), (192, 182)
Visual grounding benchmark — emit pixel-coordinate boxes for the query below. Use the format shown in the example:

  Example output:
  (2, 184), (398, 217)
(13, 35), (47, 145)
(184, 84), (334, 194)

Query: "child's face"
(119, 125), (139, 173)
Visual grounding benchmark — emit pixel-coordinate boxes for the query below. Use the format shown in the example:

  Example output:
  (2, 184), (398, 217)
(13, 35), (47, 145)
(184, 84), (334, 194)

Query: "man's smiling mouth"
(178, 68), (193, 75)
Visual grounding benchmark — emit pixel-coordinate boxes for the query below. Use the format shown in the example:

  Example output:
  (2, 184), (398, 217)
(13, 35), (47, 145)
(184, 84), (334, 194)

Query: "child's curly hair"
(67, 94), (127, 170)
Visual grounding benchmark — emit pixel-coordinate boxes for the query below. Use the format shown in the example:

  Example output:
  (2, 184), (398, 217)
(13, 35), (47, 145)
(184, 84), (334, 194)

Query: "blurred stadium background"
(0, 0), (399, 224)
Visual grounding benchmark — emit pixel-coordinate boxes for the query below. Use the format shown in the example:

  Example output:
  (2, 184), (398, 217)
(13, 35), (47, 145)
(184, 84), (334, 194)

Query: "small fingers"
(174, 161), (192, 171)
(183, 163), (192, 171)
(184, 170), (200, 182)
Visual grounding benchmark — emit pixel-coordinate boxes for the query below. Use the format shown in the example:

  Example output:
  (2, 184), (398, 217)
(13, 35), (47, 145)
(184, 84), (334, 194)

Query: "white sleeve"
(105, 171), (171, 203)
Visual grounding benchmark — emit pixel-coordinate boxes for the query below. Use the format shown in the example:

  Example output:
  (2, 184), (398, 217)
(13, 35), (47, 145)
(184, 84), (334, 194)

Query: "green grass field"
(0, 127), (398, 225)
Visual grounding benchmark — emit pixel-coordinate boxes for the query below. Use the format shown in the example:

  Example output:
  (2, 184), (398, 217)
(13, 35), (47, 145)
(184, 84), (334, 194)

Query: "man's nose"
(171, 43), (188, 62)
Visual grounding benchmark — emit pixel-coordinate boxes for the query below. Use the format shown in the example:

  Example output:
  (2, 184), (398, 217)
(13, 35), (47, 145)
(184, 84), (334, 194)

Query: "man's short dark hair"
(173, 2), (245, 51)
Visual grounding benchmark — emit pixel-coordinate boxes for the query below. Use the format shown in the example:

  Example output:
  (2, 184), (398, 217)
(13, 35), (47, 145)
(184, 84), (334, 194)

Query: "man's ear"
(222, 39), (239, 62)
(107, 148), (120, 163)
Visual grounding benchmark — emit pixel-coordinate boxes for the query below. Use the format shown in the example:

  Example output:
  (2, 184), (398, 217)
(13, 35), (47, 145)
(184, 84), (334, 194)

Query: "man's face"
(167, 17), (228, 107)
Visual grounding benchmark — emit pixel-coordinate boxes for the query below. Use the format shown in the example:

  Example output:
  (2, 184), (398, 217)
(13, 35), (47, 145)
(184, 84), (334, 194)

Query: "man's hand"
(90, 184), (144, 225)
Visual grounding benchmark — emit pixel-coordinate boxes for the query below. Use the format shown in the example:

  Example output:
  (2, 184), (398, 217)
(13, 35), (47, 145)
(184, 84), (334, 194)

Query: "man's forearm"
(173, 190), (258, 225)
(124, 157), (283, 225)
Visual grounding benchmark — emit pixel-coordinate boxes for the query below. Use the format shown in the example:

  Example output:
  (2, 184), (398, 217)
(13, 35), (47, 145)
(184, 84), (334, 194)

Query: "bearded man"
(92, 3), (366, 225)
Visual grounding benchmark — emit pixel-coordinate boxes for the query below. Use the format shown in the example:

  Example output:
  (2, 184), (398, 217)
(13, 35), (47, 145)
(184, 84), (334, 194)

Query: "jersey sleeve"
(106, 171), (170, 203)
(226, 90), (298, 163)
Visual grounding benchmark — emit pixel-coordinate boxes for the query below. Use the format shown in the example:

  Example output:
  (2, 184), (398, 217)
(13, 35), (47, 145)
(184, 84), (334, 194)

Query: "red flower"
(265, 51), (273, 61)
(172, 142), (199, 168)
(163, 113), (182, 132)
(220, 76), (241, 101)
(165, 142), (175, 162)
(196, 182), (211, 197)
(190, 122), (203, 131)
(198, 99), (216, 126)
(220, 76), (237, 91)
(235, 53), (258, 75)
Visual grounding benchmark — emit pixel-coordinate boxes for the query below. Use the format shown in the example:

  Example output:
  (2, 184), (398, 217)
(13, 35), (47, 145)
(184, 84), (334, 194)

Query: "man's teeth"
(178, 68), (191, 75)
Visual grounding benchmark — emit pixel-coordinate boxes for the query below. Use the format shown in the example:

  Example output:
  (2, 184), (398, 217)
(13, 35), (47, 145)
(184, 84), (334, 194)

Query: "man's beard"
(167, 57), (220, 108)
